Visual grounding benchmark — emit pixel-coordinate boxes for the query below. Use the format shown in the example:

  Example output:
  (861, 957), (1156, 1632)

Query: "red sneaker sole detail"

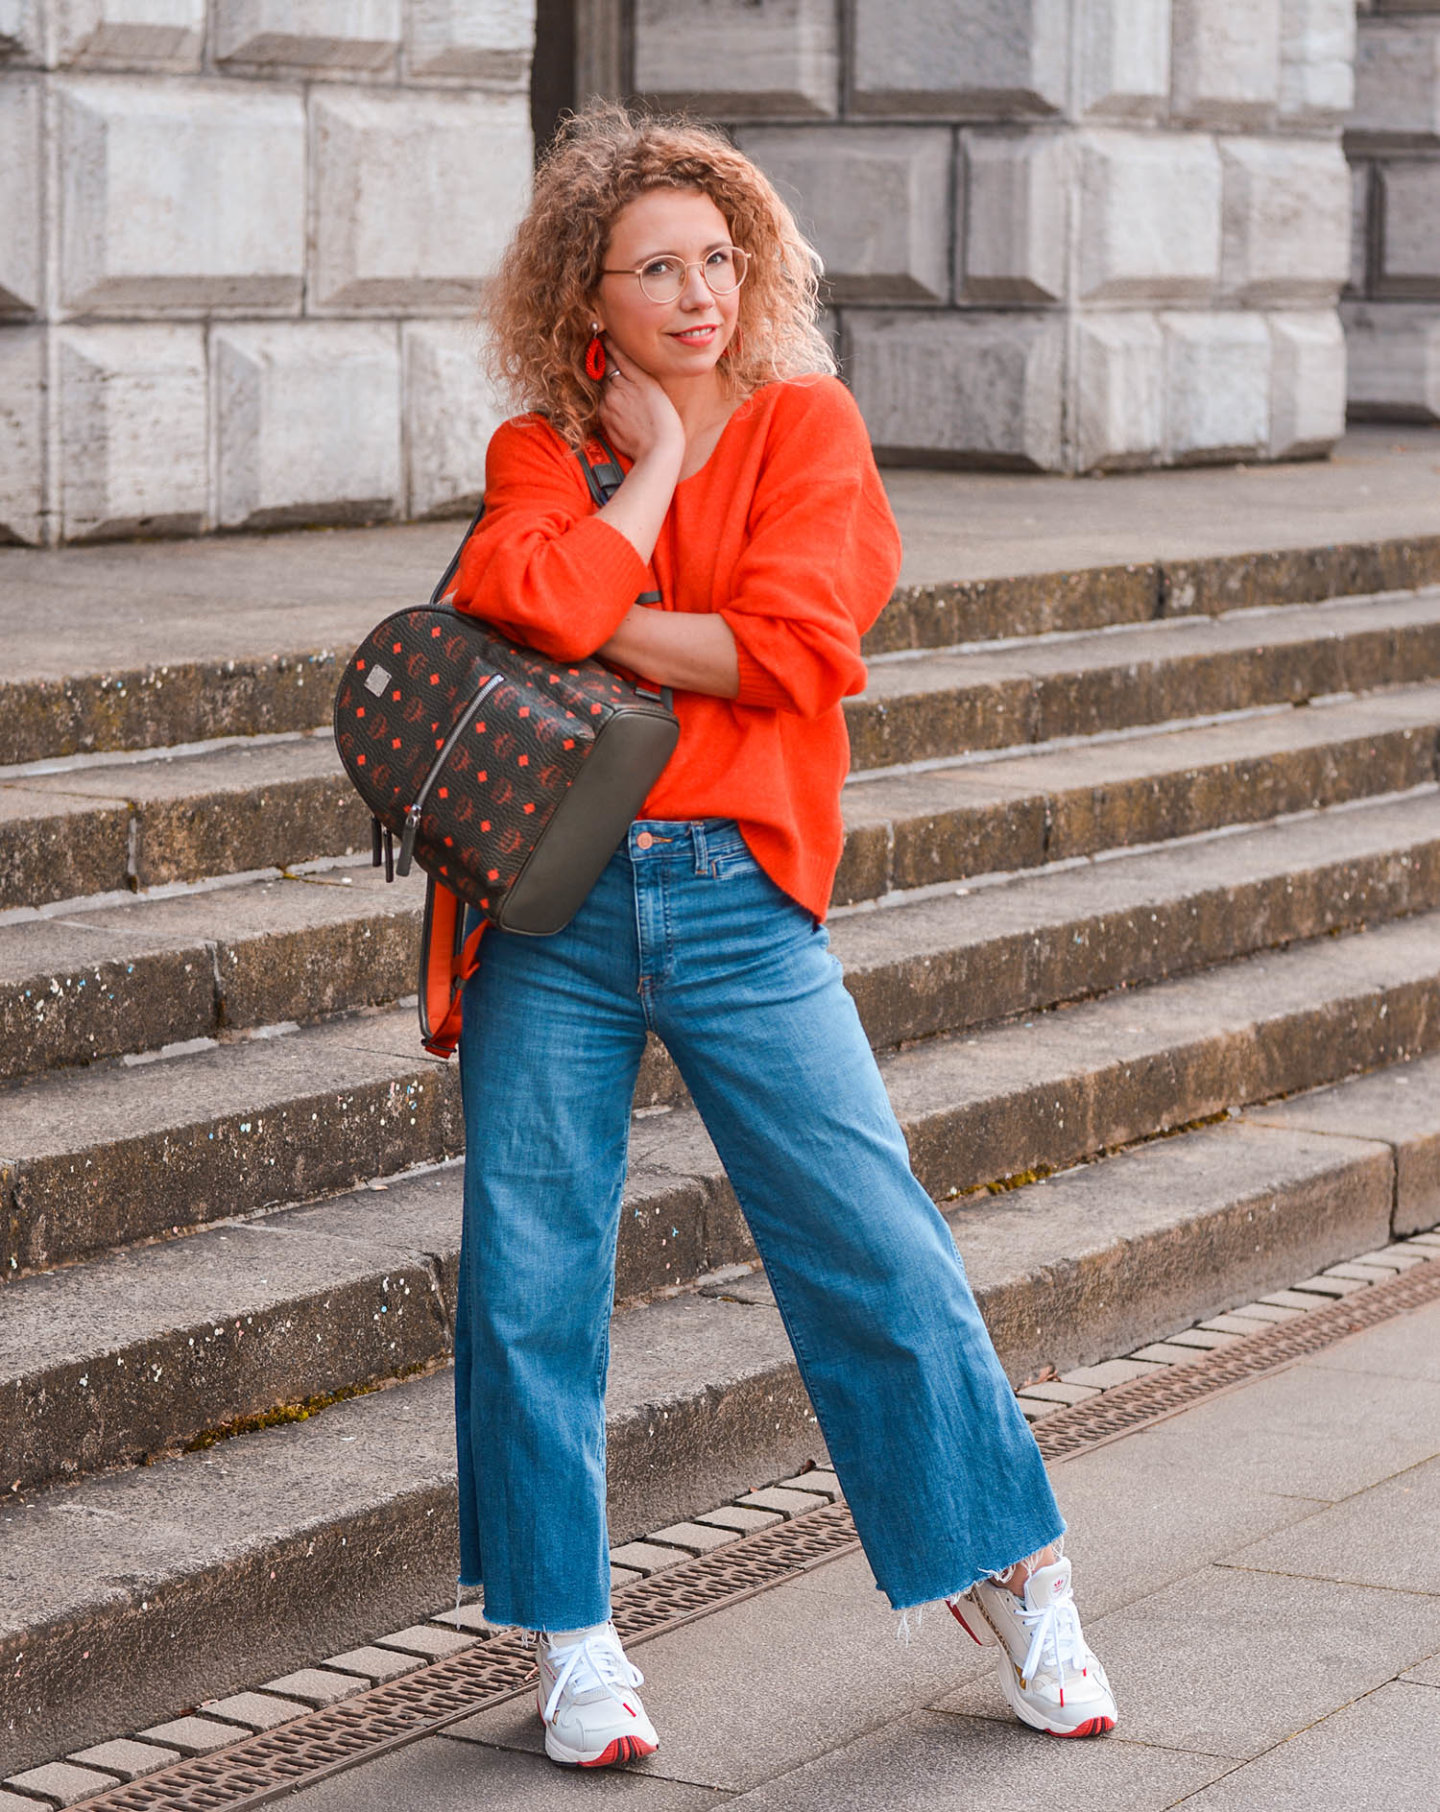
(1050, 1716), (1115, 1739)
(575, 1735), (658, 1768)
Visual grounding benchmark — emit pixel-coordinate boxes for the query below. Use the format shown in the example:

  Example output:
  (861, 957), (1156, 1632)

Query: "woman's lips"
(670, 325), (719, 344)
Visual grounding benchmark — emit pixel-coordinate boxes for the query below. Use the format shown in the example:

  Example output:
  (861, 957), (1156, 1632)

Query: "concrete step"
(7, 791), (1440, 1277)
(836, 682), (1440, 903)
(848, 586), (1440, 769)
(7, 523), (1438, 764)
(6, 688), (1440, 1084)
(5, 1049), (1436, 1772)
(0, 1009), (462, 1278)
(6, 590), (1439, 914)
(7, 913), (1440, 1495)
(0, 734), (367, 912)
(866, 530), (1440, 656)
(0, 867), (424, 1083)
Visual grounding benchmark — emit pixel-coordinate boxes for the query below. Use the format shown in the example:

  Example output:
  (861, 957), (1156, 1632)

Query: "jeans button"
(636, 831), (654, 850)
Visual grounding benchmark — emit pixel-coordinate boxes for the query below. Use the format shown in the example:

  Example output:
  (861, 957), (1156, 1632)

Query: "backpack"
(334, 441), (679, 1056)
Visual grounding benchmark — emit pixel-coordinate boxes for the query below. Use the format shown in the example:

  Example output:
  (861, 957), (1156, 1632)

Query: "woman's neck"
(658, 368), (735, 438)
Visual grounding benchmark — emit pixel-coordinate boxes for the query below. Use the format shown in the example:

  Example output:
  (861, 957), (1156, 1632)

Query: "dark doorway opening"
(531, 0), (577, 158)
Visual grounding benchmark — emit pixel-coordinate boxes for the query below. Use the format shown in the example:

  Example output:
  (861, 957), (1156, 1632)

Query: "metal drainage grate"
(77, 1256), (1440, 1812)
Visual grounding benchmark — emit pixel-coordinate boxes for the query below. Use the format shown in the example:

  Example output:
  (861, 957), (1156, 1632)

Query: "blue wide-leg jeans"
(454, 819), (1063, 1629)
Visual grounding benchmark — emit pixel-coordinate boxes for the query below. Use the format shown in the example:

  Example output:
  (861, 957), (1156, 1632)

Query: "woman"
(450, 103), (1116, 1768)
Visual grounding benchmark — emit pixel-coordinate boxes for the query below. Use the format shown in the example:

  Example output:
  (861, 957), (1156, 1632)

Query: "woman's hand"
(589, 338), (685, 566)
(595, 341), (684, 464)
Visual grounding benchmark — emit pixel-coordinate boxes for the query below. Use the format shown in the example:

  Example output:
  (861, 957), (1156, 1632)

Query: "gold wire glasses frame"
(599, 245), (750, 305)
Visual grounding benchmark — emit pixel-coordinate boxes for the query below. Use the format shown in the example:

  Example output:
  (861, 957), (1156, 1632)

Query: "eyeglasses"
(599, 245), (750, 305)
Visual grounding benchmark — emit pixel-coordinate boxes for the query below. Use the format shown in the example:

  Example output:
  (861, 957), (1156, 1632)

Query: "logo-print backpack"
(334, 440), (679, 1057)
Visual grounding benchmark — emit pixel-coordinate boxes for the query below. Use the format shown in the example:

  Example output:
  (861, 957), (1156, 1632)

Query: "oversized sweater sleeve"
(448, 416), (650, 661)
(718, 379), (902, 718)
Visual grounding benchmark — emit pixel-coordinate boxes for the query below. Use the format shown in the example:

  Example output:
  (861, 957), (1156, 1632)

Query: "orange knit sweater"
(451, 376), (903, 920)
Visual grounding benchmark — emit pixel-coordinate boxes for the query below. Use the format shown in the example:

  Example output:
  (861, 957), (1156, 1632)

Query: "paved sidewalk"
(269, 1296), (1440, 1811)
(2, 427), (1437, 683)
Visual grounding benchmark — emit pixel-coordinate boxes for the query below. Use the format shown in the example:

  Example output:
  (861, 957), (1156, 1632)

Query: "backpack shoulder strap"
(418, 876), (485, 1059)
(429, 498), (487, 608)
(427, 433), (626, 610)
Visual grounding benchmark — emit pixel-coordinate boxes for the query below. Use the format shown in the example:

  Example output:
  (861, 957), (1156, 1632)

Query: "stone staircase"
(4, 547), (1440, 1774)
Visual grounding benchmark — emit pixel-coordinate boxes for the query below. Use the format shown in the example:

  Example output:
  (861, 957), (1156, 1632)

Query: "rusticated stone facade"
(2, 4), (1387, 538)
(0, 1), (531, 545)
(626, 0), (1356, 473)
(1346, 2), (1440, 421)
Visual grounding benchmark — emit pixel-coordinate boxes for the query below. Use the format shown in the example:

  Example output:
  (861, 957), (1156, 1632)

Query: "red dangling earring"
(584, 326), (606, 381)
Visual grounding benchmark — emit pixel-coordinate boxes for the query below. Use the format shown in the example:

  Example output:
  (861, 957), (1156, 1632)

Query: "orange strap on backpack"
(419, 878), (486, 1059)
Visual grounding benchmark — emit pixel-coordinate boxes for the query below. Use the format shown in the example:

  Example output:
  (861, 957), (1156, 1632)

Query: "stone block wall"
(625, 0), (1356, 472)
(0, 1), (532, 544)
(1346, 2), (1440, 420)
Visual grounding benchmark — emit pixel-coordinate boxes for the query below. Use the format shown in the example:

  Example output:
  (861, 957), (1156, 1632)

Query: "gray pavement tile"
(1130, 1343), (1206, 1364)
(1304, 1295), (1440, 1386)
(775, 1469), (842, 1501)
(1041, 1429), (1329, 1621)
(1197, 1314), (1275, 1336)
(1158, 1328), (1245, 1349)
(199, 1690), (310, 1730)
(428, 1601), (495, 1633)
(3, 1760), (122, 1803)
(67, 1738), (180, 1780)
(1016, 1381), (1100, 1405)
(135, 1716), (241, 1754)
(256, 1668), (369, 1707)
(1228, 1302), (1306, 1323)
(722, 1710), (1226, 1811)
(1292, 1275), (1368, 1298)
(695, 1506), (782, 1534)
(734, 1487), (829, 1517)
(371, 1624), (476, 1658)
(279, 1733), (722, 1810)
(610, 1540), (691, 1575)
(648, 1521), (742, 1554)
(1167, 1679), (1440, 1810)
(933, 1567), (1440, 1760)
(1222, 1457), (1440, 1596)
(1060, 1359), (1167, 1389)
(320, 1646), (424, 1683)
(447, 1550), (995, 1792)
(1352, 1248), (1428, 1271)
(1102, 1361), (1440, 1503)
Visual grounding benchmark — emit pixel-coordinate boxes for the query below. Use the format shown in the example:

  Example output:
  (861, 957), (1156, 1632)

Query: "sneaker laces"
(1016, 1577), (1089, 1690)
(542, 1630), (644, 1725)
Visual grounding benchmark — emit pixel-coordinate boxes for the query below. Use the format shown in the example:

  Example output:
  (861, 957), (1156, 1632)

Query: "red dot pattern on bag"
(335, 608), (633, 919)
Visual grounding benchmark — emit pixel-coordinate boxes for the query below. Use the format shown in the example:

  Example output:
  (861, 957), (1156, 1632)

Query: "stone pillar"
(0, 1), (533, 545)
(629, 0), (1355, 472)
(1346, 2), (1440, 421)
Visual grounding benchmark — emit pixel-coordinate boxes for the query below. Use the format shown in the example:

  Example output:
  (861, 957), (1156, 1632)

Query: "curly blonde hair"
(482, 101), (836, 449)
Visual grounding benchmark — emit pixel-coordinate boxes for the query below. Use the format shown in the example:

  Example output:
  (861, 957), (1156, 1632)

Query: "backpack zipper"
(395, 671), (505, 878)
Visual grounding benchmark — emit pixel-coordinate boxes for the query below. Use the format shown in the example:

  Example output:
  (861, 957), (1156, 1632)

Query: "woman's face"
(592, 188), (741, 385)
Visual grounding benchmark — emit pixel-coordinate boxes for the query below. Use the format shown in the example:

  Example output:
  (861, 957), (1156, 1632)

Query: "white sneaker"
(947, 1557), (1117, 1738)
(537, 1622), (660, 1768)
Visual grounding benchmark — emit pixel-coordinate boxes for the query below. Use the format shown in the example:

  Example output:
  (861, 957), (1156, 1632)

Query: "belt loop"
(692, 821), (709, 876)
